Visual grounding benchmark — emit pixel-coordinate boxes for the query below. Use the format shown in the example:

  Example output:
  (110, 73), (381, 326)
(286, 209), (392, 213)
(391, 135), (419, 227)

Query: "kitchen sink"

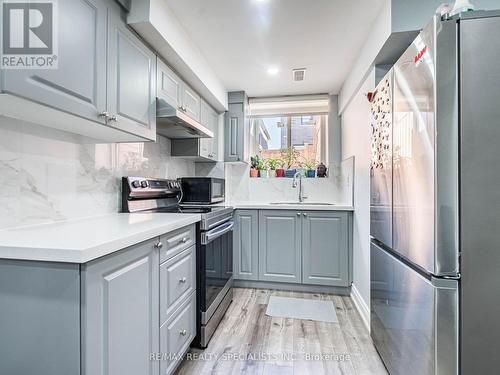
(270, 202), (336, 206)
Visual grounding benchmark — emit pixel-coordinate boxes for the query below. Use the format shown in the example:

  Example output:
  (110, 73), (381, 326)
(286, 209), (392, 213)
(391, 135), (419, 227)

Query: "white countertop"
(221, 202), (354, 211)
(0, 213), (201, 263)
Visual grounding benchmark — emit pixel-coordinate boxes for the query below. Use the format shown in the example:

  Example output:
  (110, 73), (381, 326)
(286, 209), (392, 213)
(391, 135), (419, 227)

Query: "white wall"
(338, 0), (391, 113)
(128, 0), (228, 111)
(341, 68), (376, 322)
(0, 117), (195, 230)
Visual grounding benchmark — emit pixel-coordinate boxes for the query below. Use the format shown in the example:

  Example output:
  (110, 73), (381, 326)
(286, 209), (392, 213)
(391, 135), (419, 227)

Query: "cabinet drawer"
(160, 293), (196, 375)
(159, 224), (196, 263)
(160, 246), (196, 324)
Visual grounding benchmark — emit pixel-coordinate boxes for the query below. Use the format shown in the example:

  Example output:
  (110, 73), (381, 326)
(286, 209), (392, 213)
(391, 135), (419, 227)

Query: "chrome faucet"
(292, 172), (308, 203)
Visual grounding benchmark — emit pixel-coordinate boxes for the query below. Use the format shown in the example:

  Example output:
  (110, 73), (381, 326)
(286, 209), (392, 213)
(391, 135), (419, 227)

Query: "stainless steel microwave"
(180, 178), (225, 204)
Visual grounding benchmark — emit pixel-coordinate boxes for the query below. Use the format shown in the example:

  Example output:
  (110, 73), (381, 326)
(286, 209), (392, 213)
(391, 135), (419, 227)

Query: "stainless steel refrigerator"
(370, 10), (500, 375)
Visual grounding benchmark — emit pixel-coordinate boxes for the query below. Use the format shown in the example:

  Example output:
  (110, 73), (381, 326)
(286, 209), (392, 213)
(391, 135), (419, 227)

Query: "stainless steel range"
(122, 177), (234, 348)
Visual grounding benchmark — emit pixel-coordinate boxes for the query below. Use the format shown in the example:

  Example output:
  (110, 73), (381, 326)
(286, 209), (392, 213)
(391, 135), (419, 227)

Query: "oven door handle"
(202, 221), (234, 244)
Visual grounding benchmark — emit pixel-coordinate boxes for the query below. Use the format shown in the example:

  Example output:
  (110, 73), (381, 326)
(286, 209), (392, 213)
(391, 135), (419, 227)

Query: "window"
(253, 114), (327, 166)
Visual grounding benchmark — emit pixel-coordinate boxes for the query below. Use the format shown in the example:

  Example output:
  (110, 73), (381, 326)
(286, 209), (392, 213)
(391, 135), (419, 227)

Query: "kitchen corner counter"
(221, 202), (354, 211)
(0, 213), (201, 263)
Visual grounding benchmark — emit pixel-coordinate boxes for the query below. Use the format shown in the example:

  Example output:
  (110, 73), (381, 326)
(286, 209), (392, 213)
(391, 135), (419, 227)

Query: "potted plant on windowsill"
(281, 147), (299, 178)
(267, 157), (281, 178)
(275, 158), (285, 178)
(250, 155), (259, 177)
(304, 159), (317, 178)
(257, 158), (268, 178)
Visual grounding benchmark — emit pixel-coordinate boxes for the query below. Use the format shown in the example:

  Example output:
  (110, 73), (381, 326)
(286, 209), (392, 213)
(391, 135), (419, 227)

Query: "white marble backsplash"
(225, 157), (354, 205)
(0, 117), (195, 229)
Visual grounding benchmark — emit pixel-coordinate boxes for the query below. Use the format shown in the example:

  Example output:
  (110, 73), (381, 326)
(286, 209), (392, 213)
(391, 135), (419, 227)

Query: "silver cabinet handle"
(108, 115), (118, 122)
(179, 329), (187, 336)
(155, 241), (163, 249)
(303, 213), (308, 217)
(98, 111), (109, 119)
(297, 213), (301, 217)
(179, 277), (187, 283)
(180, 237), (188, 244)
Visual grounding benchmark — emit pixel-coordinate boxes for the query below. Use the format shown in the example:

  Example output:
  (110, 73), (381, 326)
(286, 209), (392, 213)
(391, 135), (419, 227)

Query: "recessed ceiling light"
(255, 0), (268, 2)
(267, 67), (279, 75)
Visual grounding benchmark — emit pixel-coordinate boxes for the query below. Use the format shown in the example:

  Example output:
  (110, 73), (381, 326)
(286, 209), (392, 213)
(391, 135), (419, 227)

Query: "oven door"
(199, 221), (233, 323)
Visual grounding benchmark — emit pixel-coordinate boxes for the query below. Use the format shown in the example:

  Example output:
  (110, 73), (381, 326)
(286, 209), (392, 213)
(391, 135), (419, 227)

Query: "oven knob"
(141, 180), (149, 188)
(131, 180), (141, 188)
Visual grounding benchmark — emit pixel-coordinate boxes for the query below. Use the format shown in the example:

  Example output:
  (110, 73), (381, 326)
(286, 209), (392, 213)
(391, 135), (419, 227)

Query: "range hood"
(156, 98), (214, 139)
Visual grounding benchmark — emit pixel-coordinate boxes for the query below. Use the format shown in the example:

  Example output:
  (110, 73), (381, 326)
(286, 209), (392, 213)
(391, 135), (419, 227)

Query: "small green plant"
(250, 155), (260, 169)
(256, 158), (267, 171)
(280, 148), (300, 169)
(304, 159), (318, 170)
(267, 157), (282, 171)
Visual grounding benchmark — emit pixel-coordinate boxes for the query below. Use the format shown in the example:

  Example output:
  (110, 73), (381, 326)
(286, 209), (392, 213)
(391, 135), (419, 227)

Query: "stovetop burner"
(122, 177), (233, 230)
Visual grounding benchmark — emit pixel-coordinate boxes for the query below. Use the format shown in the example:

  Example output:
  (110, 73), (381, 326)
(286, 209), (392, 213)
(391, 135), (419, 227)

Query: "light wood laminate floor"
(176, 288), (387, 375)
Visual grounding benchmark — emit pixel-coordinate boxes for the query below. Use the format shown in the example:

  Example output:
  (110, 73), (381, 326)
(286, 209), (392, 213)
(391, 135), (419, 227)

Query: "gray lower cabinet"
(302, 211), (349, 286)
(160, 294), (196, 375)
(81, 237), (160, 375)
(0, 225), (198, 375)
(233, 209), (259, 280)
(2, 0), (107, 124)
(258, 210), (302, 283)
(0, 260), (81, 375)
(234, 209), (351, 287)
(107, 9), (156, 140)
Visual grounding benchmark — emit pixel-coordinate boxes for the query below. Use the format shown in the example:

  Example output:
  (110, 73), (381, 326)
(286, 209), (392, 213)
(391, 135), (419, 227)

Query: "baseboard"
(234, 279), (351, 295)
(350, 283), (370, 332)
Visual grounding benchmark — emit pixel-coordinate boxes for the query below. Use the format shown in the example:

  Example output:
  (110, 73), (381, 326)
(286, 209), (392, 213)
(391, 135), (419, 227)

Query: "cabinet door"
(107, 12), (156, 140)
(224, 102), (244, 162)
(199, 100), (213, 159)
(181, 83), (201, 122)
(233, 210), (259, 280)
(82, 238), (160, 375)
(2, 0), (107, 124)
(200, 101), (218, 160)
(259, 210), (301, 283)
(302, 211), (349, 286)
(209, 106), (219, 160)
(157, 59), (181, 109)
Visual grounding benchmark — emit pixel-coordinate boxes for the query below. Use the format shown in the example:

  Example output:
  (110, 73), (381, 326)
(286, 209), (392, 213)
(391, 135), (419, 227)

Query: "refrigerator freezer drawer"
(370, 241), (458, 375)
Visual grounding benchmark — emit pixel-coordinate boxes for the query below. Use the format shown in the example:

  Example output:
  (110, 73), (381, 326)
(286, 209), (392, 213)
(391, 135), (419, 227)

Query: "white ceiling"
(165, 0), (385, 98)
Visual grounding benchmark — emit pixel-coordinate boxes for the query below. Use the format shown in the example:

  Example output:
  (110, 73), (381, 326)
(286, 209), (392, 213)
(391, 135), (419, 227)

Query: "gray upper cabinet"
(182, 84), (201, 122)
(200, 100), (218, 160)
(302, 211), (349, 287)
(224, 91), (249, 162)
(156, 57), (203, 125)
(233, 210), (259, 280)
(171, 99), (219, 161)
(107, 9), (157, 141)
(2, 0), (107, 124)
(81, 238), (160, 375)
(157, 59), (182, 109)
(259, 210), (302, 283)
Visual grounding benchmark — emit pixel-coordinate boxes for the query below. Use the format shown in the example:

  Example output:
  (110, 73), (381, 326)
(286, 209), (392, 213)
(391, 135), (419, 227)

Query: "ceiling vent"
(292, 68), (306, 82)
